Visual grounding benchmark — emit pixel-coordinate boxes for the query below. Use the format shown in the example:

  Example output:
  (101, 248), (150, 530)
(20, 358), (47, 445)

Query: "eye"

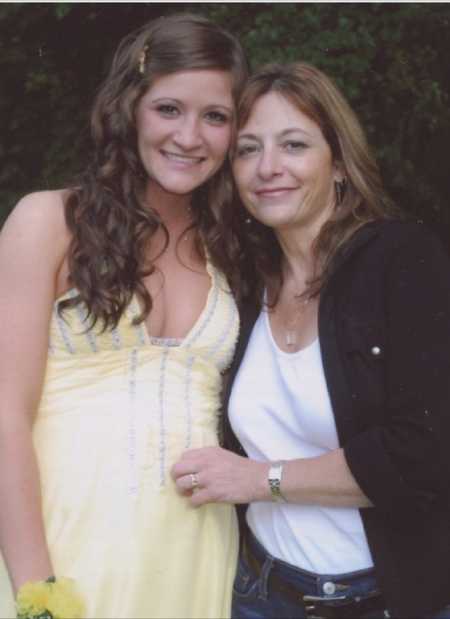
(156, 104), (179, 117)
(205, 110), (229, 124)
(235, 143), (259, 158)
(283, 140), (308, 152)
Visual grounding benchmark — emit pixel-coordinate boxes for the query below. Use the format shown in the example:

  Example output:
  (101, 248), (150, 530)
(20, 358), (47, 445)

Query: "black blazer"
(223, 220), (450, 618)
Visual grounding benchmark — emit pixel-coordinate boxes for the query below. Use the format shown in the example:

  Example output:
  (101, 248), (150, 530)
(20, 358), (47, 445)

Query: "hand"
(171, 446), (269, 507)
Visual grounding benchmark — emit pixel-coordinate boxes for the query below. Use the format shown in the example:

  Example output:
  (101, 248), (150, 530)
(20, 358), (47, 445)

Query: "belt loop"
(257, 554), (274, 601)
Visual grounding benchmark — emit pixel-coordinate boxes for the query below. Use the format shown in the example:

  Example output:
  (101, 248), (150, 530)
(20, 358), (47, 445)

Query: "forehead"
(239, 91), (321, 137)
(142, 69), (234, 106)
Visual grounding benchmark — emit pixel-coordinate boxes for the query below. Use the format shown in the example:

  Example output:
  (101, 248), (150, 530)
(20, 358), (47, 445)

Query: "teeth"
(163, 151), (203, 163)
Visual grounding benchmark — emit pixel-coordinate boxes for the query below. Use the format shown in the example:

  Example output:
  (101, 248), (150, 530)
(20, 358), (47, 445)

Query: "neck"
(275, 204), (333, 289)
(276, 227), (317, 290)
(143, 181), (193, 233)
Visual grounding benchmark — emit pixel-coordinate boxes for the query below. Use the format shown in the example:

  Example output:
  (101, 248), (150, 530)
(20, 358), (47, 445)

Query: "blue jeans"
(232, 531), (450, 619)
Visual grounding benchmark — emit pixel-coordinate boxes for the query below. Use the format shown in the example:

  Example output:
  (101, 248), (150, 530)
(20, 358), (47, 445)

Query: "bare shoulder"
(1, 189), (72, 260)
(0, 189), (76, 292)
(4, 189), (69, 237)
(4, 188), (68, 230)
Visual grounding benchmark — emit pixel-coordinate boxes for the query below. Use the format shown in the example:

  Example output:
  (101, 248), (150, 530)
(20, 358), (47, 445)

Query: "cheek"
(210, 127), (232, 159)
(232, 163), (252, 196)
(135, 107), (149, 138)
(136, 121), (153, 154)
(297, 158), (333, 192)
(136, 110), (167, 144)
(294, 154), (319, 178)
(232, 167), (256, 213)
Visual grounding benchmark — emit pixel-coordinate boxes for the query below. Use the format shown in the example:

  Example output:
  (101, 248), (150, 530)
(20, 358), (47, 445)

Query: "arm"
(171, 445), (372, 508)
(0, 191), (69, 592)
(343, 224), (450, 515)
(173, 225), (450, 512)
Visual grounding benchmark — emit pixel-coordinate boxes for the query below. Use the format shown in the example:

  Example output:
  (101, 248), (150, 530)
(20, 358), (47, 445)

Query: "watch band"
(268, 461), (287, 503)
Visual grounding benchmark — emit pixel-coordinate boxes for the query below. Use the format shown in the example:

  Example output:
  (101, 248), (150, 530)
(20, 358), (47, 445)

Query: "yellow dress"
(0, 261), (239, 619)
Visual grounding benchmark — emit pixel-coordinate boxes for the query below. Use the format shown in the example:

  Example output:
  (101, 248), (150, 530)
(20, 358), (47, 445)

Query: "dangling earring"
(335, 178), (347, 206)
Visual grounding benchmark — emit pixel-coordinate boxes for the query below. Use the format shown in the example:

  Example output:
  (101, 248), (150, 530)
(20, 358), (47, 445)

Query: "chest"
(268, 295), (319, 353)
(230, 312), (338, 456)
(141, 245), (211, 340)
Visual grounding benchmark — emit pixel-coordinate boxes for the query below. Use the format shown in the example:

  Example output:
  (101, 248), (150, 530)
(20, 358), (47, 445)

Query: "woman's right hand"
(172, 446), (270, 506)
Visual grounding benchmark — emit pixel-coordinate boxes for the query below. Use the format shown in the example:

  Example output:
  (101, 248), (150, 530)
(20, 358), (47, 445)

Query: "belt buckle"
(303, 592), (388, 619)
(303, 595), (347, 602)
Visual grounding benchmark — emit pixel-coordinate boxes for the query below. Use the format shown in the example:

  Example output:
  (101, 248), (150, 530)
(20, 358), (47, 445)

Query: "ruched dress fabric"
(0, 262), (239, 619)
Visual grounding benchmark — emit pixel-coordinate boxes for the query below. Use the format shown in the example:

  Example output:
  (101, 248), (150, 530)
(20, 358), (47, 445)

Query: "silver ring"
(190, 473), (199, 489)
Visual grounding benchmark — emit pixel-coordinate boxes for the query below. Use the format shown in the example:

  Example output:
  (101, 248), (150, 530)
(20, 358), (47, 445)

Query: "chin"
(148, 175), (202, 197)
(166, 181), (206, 195)
(251, 212), (293, 230)
(164, 170), (215, 193)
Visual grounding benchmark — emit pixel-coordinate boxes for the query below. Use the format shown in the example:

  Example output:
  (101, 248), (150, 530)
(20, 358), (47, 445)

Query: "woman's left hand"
(171, 446), (269, 506)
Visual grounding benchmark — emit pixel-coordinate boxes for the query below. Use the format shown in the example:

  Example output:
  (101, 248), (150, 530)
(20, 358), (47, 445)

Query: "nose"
(257, 147), (282, 180)
(173, 116), (203, 151)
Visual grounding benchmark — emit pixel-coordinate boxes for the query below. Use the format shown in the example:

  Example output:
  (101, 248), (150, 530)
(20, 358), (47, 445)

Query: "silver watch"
(268, 461), (287, 503)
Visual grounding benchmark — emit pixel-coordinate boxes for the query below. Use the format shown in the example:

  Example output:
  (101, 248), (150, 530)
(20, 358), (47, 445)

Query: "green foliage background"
(1, 2), (449, 245)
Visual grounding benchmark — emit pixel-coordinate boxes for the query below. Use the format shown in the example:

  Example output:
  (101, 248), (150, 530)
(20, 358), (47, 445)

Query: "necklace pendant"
(285, 330), (296, 347)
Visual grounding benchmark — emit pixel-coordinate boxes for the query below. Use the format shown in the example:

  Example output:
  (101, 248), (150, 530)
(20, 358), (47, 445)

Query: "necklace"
(283, 294), (311, 347)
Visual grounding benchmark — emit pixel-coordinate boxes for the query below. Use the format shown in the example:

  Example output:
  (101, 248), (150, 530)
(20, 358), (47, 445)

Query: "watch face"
(268, 462), (286, 502)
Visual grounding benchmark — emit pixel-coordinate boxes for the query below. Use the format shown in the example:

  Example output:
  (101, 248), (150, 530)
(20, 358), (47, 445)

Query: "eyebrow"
(237, 127), (314, 140)
(151, 97), (233, 112)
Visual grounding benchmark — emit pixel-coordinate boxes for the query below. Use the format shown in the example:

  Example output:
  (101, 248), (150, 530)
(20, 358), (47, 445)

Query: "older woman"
(173, 62), (450, 618)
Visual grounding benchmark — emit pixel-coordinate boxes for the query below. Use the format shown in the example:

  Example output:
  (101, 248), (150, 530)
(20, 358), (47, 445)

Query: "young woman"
(172, 62), (450, 618)
(0, 13), (248, 619)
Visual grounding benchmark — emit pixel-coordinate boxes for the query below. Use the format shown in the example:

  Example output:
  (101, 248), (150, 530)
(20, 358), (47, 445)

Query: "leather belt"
(243, 537), (387, 619)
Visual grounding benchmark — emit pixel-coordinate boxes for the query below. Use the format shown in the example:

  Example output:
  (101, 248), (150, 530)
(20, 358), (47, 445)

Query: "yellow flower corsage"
(16, 577), (85, 619)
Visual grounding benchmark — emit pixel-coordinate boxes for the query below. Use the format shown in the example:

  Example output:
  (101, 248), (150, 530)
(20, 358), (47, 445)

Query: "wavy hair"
(221, 62), (400, 307)
(60, 13), (249, 330)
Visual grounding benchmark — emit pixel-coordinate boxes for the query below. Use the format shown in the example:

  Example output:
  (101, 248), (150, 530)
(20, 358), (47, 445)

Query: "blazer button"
(371, 345), (381, 356)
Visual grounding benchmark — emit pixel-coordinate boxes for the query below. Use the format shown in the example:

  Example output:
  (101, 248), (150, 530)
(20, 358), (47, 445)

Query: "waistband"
(243, 531), (388, 618)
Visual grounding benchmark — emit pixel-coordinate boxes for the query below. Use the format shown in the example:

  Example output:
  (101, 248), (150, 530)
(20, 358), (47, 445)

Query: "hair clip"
(138, 45), (149, 75)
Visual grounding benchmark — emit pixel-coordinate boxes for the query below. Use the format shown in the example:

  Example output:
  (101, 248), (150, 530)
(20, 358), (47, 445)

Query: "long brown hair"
(60, 13), (249, 330)
(223, 62), (399, 307)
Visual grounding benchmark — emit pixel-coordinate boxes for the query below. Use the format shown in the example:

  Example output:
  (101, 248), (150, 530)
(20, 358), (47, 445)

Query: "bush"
(1, 3), (449, 246)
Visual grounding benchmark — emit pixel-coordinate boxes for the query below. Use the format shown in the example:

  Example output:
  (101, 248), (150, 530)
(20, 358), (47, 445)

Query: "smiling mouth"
(161, 150), (206, 165)
(255, 187), (296, 197)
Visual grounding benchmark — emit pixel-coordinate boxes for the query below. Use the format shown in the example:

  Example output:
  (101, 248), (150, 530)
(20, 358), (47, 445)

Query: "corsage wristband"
(16, 577), (85, 619)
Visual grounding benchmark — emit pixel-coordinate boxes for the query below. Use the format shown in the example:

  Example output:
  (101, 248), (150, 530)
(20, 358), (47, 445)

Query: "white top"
(229, 308), (374, 574)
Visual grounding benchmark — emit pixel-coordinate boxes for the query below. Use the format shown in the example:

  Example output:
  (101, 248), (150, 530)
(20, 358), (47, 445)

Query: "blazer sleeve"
(344, 224), (450, 515)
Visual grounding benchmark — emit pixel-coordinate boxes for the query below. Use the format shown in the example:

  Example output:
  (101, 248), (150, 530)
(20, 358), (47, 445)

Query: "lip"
(161, 150), (206, 165)
(254, 187), (296, 197)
